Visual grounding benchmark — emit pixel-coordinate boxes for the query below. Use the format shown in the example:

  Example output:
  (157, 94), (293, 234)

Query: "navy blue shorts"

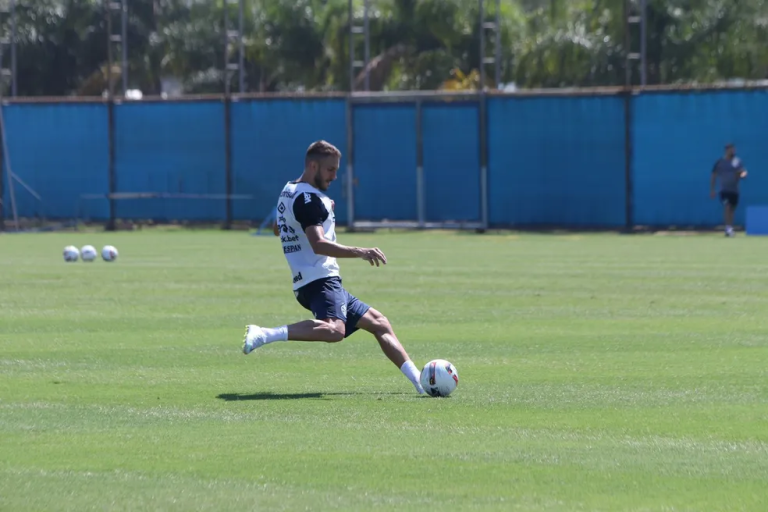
(720, 191), (739, 209)
(294, 277), (371, 338)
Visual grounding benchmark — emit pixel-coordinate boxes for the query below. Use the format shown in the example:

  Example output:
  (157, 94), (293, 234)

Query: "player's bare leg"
(287, 318), (345, 342)
(356, 308), (425, 394)
(724, 204), (735, 236)
(242, 310), (425, 394)
(243, 318), (344, 353)
(355, 309), (407, 367)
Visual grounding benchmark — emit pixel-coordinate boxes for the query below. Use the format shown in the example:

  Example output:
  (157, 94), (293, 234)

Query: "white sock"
(400, 360), (425, 394)
(262, 326), (288, 344)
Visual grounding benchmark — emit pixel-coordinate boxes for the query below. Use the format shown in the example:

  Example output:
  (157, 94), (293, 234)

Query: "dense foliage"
(2, 0), (767, 96)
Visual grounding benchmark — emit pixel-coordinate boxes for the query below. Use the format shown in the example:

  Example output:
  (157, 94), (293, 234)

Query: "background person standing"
(710, 143), (748, 237)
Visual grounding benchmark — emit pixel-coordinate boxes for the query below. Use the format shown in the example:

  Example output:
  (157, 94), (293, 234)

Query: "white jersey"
(276, 181), (340, 290)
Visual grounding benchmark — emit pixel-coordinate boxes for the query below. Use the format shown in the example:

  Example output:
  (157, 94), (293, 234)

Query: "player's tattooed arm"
(294, 193), (387, 266)
(304, 226), (387, 266)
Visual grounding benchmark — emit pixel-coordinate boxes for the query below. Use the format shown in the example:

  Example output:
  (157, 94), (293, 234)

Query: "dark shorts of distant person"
(720, 191), (739, 209)
(294, 277), (370, 338)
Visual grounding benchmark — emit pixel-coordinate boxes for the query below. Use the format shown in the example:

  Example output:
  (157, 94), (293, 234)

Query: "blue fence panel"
(488, 96), (626, 227)
(422, 103), (481, 222)
(353, 104), (417, 221)
(231, 99), (348, 223)
(6, 91), (768, 229)
(633, 91), (768, 227)
(2, 103), (109, 220)
(113, 102), (225, 221)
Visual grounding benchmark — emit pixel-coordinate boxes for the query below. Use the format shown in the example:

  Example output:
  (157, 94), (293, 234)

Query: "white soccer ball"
(63, 245), (80, 262)
(420, 359), (459, 397)
(101, 245), (118, 262)
(81, 245), (97, 262)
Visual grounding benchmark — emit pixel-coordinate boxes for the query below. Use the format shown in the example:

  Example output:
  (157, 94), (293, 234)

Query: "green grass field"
(2, 230), (768, 511)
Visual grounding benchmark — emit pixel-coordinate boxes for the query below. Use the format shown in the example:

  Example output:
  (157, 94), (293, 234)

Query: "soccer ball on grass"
(81, 245), (97, 262)
(63, 246), (80, 262)
(420, 359), (459, 397)
(101, 245), (118, 262)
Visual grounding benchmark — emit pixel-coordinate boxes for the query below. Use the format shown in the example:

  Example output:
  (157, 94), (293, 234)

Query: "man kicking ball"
(242, 140), (425, 395)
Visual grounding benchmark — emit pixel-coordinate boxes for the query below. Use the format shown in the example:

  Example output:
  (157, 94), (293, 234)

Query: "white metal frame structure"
(224, 0), (245, 94)
(348, 0), (371, 92)
(0, 0), (17, 97)
(0, 0), (41, 231)
(624, 0), (648, 87)
(106, 0), (128, 97)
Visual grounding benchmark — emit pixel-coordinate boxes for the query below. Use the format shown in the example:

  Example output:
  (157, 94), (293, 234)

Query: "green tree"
(2, 0), (767, 96)
(10, 0), (106, 96)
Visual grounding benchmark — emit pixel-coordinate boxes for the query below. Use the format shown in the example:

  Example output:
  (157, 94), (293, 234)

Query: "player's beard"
(314, 174), (328, 191)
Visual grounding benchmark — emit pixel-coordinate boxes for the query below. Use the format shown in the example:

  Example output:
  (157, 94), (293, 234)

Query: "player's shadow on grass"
(216, 391), (406, 401)
(217, 392), (327, 401)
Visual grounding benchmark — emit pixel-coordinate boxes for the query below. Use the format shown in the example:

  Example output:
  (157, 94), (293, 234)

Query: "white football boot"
(242, 325), (267, 355)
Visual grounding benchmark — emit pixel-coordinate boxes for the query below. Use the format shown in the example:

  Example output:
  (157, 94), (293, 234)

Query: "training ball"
(81, 245), (97, 262)
(420, 359), (459, 397)
(101, 245), (118, 262)
(63, 245), (80, 262)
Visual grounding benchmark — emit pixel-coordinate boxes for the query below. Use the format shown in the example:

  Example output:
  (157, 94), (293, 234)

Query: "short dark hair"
(305, 140), (341, 163)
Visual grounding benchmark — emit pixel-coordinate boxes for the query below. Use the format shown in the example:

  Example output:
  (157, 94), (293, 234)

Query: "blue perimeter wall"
(3, 90), (767, 228)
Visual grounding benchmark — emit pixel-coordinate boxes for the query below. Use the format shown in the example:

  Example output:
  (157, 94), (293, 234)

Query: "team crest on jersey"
(277, 202), (286, 214)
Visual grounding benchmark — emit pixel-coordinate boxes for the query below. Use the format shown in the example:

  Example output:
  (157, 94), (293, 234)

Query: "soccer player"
(242, 140), (425, 394)
(710, 143), (748, 237)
